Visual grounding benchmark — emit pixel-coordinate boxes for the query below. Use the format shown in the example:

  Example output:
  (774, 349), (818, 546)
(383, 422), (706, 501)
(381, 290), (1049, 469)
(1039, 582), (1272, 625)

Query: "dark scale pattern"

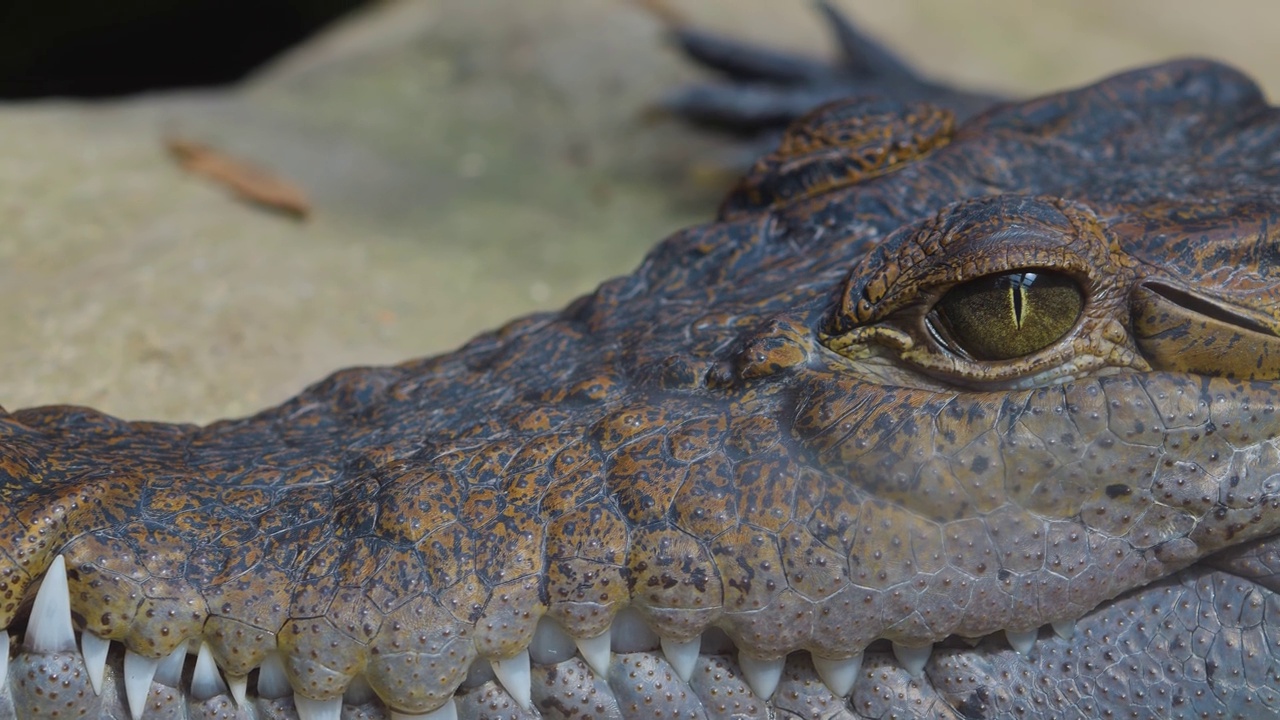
(8, 56), (1280, 718)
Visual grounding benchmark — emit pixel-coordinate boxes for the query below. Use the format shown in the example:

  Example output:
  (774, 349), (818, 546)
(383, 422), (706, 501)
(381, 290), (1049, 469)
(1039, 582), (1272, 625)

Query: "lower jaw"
(0, 639), (931, 719)
(4, 559), (1276, 720)
(7, 643), (832, 720)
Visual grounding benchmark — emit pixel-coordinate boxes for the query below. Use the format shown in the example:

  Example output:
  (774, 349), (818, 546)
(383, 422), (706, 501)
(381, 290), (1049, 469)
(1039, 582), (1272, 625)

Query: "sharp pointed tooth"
(80, 632), (111, 695)
(660, 636), (699, 683)
(490, 650), (532, 710)
(256, 651), (291, 699)
(1005, 628), (1037, 655)
(1052, 619), (1076, 640)
(0, 633), (9, 685)
(191, 641), (228, 699)
(124, 650), (160, 720)
(294, 695), (343, 720)
(576, 629), (612, 678)
(25, 555), (75, 654)
(390, 698), (459, 720)
(891, 642), (931, 677)
(228, 674), (248, 705)
(461, 658), (495, 689)
(154, 644), (187, 687)
(738, 654), (784, 700)
(529, 616), (576, 665)
(812, 652), (862, 697)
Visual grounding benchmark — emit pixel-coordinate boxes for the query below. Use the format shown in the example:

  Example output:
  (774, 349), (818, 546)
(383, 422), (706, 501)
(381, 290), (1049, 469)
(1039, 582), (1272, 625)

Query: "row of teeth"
(15, 555), (1080, 718)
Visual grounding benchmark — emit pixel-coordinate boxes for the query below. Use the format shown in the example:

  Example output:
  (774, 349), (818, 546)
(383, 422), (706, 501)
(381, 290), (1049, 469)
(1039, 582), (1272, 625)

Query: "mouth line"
(3, 546), (1272, 719)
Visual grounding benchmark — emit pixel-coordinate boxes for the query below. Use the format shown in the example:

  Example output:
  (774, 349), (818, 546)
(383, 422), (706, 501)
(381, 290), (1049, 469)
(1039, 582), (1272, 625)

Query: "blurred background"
(3, 0), (1279, 422)
(0, 0), (363, 97)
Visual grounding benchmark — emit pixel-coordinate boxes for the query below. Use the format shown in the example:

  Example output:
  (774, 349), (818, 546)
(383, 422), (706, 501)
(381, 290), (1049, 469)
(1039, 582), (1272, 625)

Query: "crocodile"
(5, 8), (1280, 720)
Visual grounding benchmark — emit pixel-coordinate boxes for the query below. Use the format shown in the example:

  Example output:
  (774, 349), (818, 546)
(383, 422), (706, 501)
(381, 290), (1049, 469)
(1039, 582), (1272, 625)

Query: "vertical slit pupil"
(1009, 272), (1035, 328)
(929, 269), (1082, 361)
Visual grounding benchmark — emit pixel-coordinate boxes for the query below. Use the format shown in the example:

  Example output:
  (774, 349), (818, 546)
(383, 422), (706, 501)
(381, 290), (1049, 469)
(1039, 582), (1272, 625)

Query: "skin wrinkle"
(9, 37), (1280, 720)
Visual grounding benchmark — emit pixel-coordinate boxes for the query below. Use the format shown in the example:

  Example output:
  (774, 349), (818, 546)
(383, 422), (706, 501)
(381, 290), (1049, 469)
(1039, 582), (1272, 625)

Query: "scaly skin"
(6, 60), (1280, 718)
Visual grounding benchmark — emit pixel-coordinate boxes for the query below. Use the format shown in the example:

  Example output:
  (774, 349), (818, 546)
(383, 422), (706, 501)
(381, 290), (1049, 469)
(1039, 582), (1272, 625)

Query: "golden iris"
(930, 270), (1082, 360)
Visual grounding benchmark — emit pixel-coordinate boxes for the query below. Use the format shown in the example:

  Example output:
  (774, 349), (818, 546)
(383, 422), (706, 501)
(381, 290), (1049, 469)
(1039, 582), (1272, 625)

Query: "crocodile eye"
(928, 270), (1083, 360)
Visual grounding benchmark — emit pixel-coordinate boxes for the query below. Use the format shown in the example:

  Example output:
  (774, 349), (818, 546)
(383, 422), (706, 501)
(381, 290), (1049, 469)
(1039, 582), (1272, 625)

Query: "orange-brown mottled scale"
(544, 502), (629, 638)
(6, 59), (1280, 712)
(720, 98), (954, 220)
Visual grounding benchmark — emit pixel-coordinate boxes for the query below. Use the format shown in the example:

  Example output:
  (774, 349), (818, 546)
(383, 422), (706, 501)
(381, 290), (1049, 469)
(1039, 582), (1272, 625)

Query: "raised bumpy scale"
(7, 13), (1280, 720)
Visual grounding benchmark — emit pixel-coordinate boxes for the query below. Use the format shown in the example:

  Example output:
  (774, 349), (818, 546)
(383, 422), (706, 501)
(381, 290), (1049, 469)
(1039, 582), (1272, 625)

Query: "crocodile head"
(5, 59), (1280, 719)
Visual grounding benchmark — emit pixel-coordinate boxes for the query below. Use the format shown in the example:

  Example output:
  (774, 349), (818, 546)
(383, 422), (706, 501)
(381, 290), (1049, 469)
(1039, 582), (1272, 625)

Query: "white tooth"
(25, 554), (75, 653)
(80, 631), (111, 695)
(1052, 619), (1076, 640)
(737, 654), (785, 700)
(1005, 628), (1037, 655)
(812, 652), (862, 697)
(390, 698), (460, 720)
(461, 658), (496, 689)
(256, 651), (292, 699)
(529, 617), (576, 665)
(891, 642), (932, 677)
(576, 629), (612, 678)
(0, 633), (9, 686)
(294, 695), (343, 720)
(344, 674), (375, 705)
(155, 643), (187, 687)
(191, 641), (228, 699)
(490, 650), (532, 710)
(610, 606), (659, 653)
(228, 674), (248, 705)
(660, 636), (699, 682)
(123, 650), (160, 720)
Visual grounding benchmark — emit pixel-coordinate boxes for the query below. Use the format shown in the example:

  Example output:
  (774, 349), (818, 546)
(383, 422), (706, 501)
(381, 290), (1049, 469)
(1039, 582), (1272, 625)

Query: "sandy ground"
(4, 0), (1280, 422)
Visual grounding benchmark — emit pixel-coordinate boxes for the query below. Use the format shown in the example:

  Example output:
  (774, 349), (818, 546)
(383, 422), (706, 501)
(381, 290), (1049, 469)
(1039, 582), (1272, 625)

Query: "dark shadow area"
(0, 0), (370, 98)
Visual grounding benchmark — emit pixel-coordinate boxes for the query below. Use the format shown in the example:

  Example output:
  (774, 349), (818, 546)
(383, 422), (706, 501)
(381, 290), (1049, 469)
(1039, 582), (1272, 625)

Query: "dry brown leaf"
(166, 137), (311, 220)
